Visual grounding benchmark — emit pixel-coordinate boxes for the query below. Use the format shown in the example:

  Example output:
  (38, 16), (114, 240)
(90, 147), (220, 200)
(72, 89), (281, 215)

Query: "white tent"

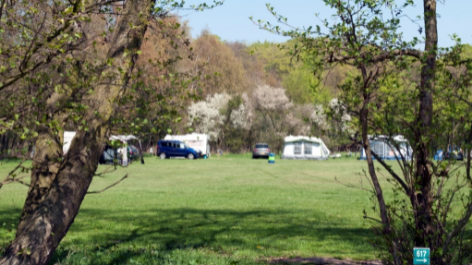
(63, 132), (140, 154)
(281, 135), (330, 160)
(360, 135), (412, 161)
(164, 133), (211, 157)
(109, 135), (143, 166)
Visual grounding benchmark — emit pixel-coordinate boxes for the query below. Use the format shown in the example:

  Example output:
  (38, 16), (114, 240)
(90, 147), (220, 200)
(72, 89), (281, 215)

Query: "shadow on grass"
(0, 207), (375, 264)
(39, 207), (372, 264)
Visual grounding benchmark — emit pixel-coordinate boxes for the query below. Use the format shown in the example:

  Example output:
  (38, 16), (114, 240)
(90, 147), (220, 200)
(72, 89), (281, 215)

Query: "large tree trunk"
(414, 0), (437, 249)
(18, 127), (63, 228)
(0, 0), (155, 264)
(0, 130), (102, 265)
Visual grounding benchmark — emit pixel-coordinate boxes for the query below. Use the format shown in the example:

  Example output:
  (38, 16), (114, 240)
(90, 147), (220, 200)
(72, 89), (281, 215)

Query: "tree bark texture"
(414, 0), (437, 248)
(0, 0), (155, 264)
(361, 109), (390, 229)
(18, 127), (62, 227)
(360, 95), (401, 265)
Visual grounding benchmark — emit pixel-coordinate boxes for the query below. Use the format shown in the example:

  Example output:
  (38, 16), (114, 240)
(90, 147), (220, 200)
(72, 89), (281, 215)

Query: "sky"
(176, 0), (472, 48)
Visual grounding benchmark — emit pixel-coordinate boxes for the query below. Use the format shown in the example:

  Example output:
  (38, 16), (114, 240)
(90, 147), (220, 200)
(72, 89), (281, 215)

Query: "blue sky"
(177, 0), (472, 48)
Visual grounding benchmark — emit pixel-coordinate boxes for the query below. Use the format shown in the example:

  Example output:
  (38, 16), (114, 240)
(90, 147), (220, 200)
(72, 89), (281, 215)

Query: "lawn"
(0, 155), (403, 264)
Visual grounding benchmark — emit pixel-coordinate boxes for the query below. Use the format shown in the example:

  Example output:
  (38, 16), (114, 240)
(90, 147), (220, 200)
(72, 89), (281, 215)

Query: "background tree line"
(1, 11), (363, 159)
(5, 15), (472, 157)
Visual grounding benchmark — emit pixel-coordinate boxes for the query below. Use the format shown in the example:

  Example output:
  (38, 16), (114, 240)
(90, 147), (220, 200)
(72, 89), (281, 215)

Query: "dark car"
(128, 145), (140, 162)
(99, 146), (117, 164)
(252, 143), (270, 159)
(444, 147), (464, 161)
(157, 140), (201, 160)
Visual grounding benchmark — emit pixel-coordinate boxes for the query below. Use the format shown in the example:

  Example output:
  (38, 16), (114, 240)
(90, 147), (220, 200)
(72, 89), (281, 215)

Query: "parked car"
(252, 143), (270, 159)
(128, 145), (140, 162)
(157, 140), (201, 160)
(444, 147), (464, 161)
(99, 146), (117, 164)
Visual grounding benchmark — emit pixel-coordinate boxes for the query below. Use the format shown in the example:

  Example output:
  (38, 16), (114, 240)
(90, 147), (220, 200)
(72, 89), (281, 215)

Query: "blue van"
(157, 140), (201, 160)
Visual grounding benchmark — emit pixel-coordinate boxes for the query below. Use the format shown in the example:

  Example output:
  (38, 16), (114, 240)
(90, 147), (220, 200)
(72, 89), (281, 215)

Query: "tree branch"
(443, 200), (472, 255)
(329, 49), (423, 64)
(370, 149), (410, 195)
(363, 214), (383, 224)
(87, 174), (128, 194)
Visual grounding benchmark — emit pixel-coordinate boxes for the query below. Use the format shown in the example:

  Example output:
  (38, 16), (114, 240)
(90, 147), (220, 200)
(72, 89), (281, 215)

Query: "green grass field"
(0, 155), (410, 264)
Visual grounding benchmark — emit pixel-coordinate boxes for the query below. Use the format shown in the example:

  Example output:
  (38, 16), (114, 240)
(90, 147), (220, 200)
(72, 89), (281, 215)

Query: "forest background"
(2, 13), (472, 158)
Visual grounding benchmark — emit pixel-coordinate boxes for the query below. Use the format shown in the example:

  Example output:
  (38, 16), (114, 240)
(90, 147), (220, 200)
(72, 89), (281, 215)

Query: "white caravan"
(281, 135), (330, 160)
(164, 133), (211, 158)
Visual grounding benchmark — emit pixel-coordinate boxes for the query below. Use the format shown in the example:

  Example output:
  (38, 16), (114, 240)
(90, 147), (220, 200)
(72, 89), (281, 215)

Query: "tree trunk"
(0, 133), (6, 157)
(414, 0), (437, 249)
(360, 108), (390, 228)
(18, 127), (62, 228)
(0, 130), (101, 265)
(361, 106), (402, 264)
(0, 0), (155, 264)
(138, 140), (145, 164)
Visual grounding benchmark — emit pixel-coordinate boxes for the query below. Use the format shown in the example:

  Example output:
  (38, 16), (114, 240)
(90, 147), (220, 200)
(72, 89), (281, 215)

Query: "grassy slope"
(0, 155), (405, 264)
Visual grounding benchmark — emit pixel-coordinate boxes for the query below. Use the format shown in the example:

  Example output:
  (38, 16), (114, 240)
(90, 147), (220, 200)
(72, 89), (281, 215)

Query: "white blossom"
(230, 93), (253, 129)
(328, 98), (352, 132)
(310, 104), (328, 130)
(253, 84), (293, 111)
(187, 92), (231, 141)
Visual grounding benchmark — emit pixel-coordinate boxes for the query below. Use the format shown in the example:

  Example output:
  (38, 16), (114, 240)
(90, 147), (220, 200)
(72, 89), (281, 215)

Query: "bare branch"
(334, 176), (374, 193)
(363, 215), (383, 224)
(370, 150), (410, 195)
(87, 174), (128, 194)
(329, 49), (423, 64)
(443, 200), (472, 255)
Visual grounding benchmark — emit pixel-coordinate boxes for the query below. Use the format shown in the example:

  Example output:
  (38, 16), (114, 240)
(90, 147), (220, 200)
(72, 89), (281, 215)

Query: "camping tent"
(109, 135), (143, 165)
(63, 133), (140, 153)
(281, 135), (330, 160)
(62, 132), (142, 165)
(360, 135), (412, 161)
(164, 133), (211, 157)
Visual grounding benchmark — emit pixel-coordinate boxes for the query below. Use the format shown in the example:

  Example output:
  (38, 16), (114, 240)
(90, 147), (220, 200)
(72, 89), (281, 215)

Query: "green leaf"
(63, 6), (73, 14)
